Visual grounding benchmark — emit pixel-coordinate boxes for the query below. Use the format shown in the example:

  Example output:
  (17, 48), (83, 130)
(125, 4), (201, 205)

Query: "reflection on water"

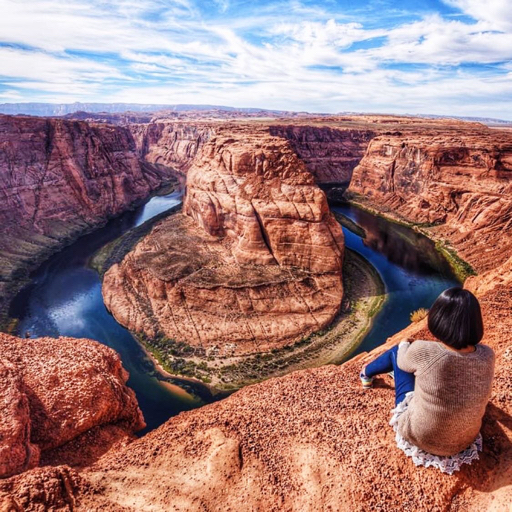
(349, 206), (453, 278)
(334, 203), (460, 356)
(9, 191), (215, 434)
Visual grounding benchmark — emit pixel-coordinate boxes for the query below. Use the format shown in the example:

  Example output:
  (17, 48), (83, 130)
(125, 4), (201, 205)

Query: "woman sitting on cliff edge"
(360, 287), (495, 474)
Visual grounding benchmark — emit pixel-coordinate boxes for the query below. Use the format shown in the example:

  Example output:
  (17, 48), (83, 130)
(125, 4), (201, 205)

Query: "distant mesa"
(0, 101), (300, 118)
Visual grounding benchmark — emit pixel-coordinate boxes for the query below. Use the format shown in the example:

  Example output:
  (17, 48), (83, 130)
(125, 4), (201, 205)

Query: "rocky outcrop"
(129, 122), (215, 175)
(0, 333), (144, 478)
(0, 359), (38, 479)
(103, 128), (344, 355)
(270, 125), (375, 184)
(349, 127), (512, 272)
(0, 114), (176, 318)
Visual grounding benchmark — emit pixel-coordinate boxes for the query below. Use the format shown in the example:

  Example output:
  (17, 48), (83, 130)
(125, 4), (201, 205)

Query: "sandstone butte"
(0, 113), (511, 510)
(102, 126), (345, 355)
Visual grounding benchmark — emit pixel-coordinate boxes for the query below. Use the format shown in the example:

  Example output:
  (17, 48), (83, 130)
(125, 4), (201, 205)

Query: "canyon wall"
(103, 127), (345, 355)
(1, 116), (511, 511)
(349, 127), (512, 272)
(129, 121), (215, 175)
(0, 114), (175, 318)
(270, 124), (375, 184)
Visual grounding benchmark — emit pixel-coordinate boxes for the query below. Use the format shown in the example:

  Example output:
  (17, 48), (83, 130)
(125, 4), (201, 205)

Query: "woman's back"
(397, 340), (495, 456)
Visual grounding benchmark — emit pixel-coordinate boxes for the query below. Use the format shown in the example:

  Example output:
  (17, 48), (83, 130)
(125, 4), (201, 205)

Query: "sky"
(1, 0), (511, 118)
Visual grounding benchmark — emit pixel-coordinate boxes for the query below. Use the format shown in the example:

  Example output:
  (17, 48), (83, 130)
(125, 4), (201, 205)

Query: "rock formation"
(0, 358), (38, 479)
(0, 114), (176, 318)
(0, 333), (144, 480)
(128, 121), (215, 175)
(270, 124), (375, 184)
(349, 127), (512, 273)
(103, 127), (345, 356)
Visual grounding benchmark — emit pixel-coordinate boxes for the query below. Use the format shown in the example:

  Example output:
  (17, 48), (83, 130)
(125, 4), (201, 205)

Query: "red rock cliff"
(349, 126), (512, 272)
(2, 116), (511, 512)
(0, 114), (174, 317)
(102, 127), (345, 355)
(270, 124), (375, 184)
(129, 121), (215, 175)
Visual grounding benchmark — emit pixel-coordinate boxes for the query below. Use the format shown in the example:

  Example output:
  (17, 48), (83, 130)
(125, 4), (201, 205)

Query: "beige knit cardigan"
(397, 340), (495, 456)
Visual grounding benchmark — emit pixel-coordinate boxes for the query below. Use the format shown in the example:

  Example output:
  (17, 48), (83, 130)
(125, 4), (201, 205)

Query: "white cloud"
(0, 47), (123, 83)
(374, 14), (512, 65)
(0, 0), (511, 119)
(444, 0), (512, 31)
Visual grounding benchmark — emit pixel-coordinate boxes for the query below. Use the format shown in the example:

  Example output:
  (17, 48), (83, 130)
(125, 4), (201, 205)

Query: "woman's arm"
(397, 340), (417, 373)
(397, 340), (441, 374)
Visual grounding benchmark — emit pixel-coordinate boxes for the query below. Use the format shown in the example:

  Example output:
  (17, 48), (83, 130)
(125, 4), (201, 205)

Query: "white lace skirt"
(389, 392), (482, 475)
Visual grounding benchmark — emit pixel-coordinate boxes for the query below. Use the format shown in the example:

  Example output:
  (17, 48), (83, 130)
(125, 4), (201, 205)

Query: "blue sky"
(1, 0), (511, 118)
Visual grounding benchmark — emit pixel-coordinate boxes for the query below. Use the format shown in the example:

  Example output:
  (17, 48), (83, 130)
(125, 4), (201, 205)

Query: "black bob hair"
(428, 287), (484, 349)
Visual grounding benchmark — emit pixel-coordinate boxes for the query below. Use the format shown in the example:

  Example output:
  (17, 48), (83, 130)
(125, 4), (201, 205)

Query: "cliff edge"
(0, 333), (144, 482)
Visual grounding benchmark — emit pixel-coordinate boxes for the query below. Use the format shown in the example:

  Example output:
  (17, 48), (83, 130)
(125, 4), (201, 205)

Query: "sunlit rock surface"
(0, 333), (144, 480)
(349, 126), (512, 272)
(1, 115), (511, 511)
(103, 127), (344, 355)
(270, 124), (375, 184)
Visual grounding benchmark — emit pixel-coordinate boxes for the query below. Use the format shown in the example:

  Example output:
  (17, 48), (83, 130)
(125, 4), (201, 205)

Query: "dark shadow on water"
(334, 204), (461, 359)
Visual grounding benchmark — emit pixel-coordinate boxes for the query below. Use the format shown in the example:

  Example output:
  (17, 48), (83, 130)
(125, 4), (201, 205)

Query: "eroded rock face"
(0, 359), (39, 479)
(0, 114), (175, 317)
(3, 115), (511, 511)
(129, 122), (215, 175)
(103, 129), (344, 355)
(270, 125), (375, 184)
(0, 333), (144, 478)
(349, 128), (512, 272)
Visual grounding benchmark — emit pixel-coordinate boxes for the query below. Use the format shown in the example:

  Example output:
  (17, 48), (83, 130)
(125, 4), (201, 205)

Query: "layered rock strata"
(129, 122), (215, 175)
(103, 128), (344, 355)
(270, 125), (375, 184)
(0, 333), (144, 479)
(0, 114), (175, 318)
(349, 128), (512, 272)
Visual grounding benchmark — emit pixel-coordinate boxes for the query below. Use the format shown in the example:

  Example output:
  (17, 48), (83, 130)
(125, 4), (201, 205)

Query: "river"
(9, 193), (460, 432)
(332, 204), (460, 355)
